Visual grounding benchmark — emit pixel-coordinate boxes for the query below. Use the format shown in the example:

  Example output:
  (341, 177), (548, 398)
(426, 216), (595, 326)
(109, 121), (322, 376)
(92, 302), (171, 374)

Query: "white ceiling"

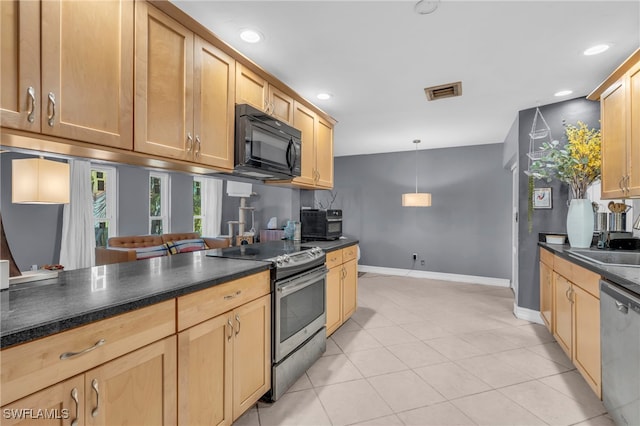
(172, 1), (640, 157)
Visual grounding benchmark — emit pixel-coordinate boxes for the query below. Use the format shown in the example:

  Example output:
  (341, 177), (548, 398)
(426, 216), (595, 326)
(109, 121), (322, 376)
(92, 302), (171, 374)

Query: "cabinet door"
(193, 36), (235, 170)
(268, 86), (294, 124)
(292, 102), (317, 186)
(1, 0), (40, 132)
(178, 314), (233, 426)
(572, 285), (601, 398)
(1, 375), (84, 426)
(342, 259), (358, 321)
(236, 64), (267, 112)
(326, 266), (343, 336)
(315, 117), (334, 189)
(232, 295), (271, 421)
(600, 79), (627, 199)
(539, 261), (553, 331)
(628, 62), (640, 196)
(553, 274), (573, 358)
(135, 2), (193, 160)
(85, 336), (177, 426)
(41, 0), (133, 149)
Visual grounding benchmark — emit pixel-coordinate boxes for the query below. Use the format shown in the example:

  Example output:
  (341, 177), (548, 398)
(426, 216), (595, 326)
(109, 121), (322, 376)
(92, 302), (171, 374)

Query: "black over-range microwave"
(301, 209), (343, 240)
(234, 104), (302, 181)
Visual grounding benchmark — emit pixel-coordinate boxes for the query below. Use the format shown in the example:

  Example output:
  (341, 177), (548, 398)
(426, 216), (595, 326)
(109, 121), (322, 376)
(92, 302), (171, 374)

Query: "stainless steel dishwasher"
(600, 280), (640, 426)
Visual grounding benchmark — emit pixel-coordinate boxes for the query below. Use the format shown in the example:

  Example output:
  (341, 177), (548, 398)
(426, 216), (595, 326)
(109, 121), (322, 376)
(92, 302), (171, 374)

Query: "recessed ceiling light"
(554, 90), (573, 97)
(240, 29), (263, 44)
(584, 44), (610, 56)
(317, 93), (332, 100)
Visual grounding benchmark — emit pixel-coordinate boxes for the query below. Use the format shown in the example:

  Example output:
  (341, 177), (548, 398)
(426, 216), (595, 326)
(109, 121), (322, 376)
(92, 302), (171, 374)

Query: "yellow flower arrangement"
(527, 121), (601, 199)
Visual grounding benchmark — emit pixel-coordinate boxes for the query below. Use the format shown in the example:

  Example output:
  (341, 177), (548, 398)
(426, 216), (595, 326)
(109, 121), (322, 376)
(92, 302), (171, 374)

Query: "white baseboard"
(513, 302), (544, 325)
(357, 264), (511, 288)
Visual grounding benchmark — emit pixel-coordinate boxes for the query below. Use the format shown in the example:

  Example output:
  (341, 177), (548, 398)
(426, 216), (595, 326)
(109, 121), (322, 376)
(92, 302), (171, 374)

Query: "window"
(193, 177), (203, 234)
(91, 166), (117, 247)
(149, 172), (170, 234)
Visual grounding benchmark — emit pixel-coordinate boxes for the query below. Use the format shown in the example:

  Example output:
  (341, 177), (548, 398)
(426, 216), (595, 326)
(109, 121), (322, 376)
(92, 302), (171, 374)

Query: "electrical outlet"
(420, 260), (425, 266)
(412, 253), (418, 260)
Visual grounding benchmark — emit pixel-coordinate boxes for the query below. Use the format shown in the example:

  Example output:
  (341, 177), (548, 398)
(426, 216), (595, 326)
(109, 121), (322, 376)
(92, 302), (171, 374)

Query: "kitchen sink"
(567, 249), (640, 268)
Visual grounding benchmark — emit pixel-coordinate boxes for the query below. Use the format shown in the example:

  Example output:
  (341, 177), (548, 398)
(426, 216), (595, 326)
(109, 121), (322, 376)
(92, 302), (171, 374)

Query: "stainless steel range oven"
(206, 241), (327, 401)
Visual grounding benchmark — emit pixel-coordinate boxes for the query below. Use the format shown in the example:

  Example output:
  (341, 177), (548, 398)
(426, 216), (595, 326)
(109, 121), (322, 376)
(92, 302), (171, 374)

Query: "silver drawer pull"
(27, 86), (36, 123)
(47, 92), (56, 127)
(224, 290), (241, 300)
(615, 300), (629, 314)
(91, 379), (100, 417)
(59, 339), (106, 360)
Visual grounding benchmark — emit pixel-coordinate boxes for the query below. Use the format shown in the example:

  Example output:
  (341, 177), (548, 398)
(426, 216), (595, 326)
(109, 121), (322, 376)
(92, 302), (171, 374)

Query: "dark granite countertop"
(1, 252), (271, 349)
(539, 242), (640, 297)
(306, 236), (359, 253)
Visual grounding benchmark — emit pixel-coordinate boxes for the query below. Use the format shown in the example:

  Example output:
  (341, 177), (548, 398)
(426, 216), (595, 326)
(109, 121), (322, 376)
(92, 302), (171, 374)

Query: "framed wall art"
(533, 187), (552, 209)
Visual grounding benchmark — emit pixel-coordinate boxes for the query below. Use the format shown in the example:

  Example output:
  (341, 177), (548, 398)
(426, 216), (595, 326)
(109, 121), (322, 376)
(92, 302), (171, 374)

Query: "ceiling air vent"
(424, 81), (462, 101)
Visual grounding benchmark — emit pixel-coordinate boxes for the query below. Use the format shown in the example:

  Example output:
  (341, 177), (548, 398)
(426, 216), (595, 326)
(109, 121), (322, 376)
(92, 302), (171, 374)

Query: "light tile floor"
(235, 273), (613, 426)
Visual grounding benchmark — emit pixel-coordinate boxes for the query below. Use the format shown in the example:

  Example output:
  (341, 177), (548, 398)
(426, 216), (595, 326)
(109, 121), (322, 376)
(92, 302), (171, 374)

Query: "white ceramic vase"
(566, 199), (594, 248)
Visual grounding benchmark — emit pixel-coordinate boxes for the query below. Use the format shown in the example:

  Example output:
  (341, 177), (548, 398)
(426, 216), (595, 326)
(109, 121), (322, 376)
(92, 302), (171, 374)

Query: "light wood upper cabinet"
(292, 101), (335, 189)
(193, 37), (235, 170)
(1, 0), (133, 149)
(590, 48), (640, 198)
(235, 63), (294, 124)
(1, 0), (41, 133)
(135, 2), (193, 161)
(135, 3), (235, 171)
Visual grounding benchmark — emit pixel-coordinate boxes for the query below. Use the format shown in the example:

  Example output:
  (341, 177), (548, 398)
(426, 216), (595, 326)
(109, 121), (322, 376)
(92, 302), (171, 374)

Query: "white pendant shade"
(12, 158), (70, 204)
(402, 192), (432, 207)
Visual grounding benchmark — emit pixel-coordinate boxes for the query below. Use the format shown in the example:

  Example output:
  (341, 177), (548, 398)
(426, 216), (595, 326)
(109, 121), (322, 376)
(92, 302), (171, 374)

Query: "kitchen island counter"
(1, 252), (271, 348)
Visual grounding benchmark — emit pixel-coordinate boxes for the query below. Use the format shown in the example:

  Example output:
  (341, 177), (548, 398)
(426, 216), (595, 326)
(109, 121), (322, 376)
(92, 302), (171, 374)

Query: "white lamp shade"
(12, 158), (70, 204)
(402, 192), (432, 207)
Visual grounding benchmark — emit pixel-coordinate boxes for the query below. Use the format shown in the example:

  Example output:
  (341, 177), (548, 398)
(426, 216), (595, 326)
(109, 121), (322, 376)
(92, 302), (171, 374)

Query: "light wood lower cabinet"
(542, 250), (602, 398)
(177, 273), (271, 425)
(1, 337), (177, 426)
(326, 245), (359, 336)
(539, 248), (554, 330)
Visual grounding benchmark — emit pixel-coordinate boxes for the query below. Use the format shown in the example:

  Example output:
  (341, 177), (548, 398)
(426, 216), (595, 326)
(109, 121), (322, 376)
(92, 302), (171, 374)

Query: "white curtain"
(201, 177), (223, 237)
(59, 159), (94, 269)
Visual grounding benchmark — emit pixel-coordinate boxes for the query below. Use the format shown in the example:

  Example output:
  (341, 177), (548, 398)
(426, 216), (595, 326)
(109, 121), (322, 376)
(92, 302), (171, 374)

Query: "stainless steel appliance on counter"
(207, 241), (327, 401)
(301, 209), (342, 240)
(234, 104), (302, 181)
(600, 280), (640, 426)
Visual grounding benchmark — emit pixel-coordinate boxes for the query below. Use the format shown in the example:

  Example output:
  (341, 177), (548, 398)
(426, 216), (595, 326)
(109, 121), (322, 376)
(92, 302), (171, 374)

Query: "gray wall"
(517, 97), (600, 310)
(1, 152), (65, 271)
(328, 143), (512, 279)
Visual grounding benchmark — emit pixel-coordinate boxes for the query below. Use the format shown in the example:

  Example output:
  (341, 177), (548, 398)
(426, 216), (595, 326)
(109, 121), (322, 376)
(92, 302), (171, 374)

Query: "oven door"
(274, 265), (327, 363)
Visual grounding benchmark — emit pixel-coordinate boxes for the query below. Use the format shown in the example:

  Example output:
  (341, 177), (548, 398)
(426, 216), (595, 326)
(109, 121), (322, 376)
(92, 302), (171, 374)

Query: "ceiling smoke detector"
(424, 81), (463, 101)
(414, 0), (440, 15)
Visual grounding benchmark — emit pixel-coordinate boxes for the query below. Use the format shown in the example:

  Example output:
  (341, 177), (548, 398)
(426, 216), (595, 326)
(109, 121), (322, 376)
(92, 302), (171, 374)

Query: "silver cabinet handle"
(27, 87), (36, 123)
(195, 135), (201, 158)
(227, 318), (233, 341)
(625, 175), (630, 196)
(235, 314), (241, 336)
(47, 92), (56, 127)
(70, 387), (79, 426)
(91, 379), (100, 417)
(224, 290), (241, 300)
(60, 339), (106, 360)
(186, 132), (193, 153)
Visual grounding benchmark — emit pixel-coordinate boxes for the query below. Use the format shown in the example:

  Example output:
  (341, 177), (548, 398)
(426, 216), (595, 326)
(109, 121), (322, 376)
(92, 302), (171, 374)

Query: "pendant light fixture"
(12, 157), (70, 204)
(402, 140), (432, 207)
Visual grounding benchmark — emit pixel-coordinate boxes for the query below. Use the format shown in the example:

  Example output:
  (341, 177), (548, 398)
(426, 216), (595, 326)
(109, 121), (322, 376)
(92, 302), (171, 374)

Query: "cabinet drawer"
(177, 271), (271, 331)
(1, 299), (175, 406)
(572, 264), (601, 298)
(554, 255), (573, 280)
(540, 248), (554, 267)
(325, 250), (343, 269)
(342, 245), (358, 263)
